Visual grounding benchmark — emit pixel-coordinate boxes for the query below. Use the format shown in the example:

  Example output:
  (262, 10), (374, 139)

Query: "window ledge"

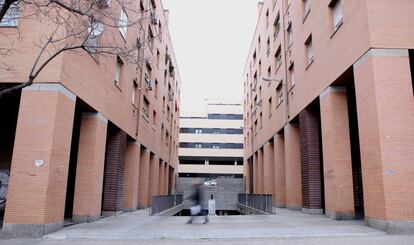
(276, 100), (283, 109)
(302, 10), (310, 23)
(114, 82), (122, 91)
(330, 19), (343, 39)
(305, 59), (314, 70)
(142, 115), (150, 122)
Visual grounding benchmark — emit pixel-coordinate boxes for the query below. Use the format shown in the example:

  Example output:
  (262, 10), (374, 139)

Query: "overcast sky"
(162, 0), (258, 112)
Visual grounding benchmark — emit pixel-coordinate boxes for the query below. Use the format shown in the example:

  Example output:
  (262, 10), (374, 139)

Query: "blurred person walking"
(187, 182), (209, 224)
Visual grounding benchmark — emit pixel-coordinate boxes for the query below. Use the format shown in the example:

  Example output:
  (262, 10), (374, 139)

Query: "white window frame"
(305, 36), (313, 64)
(0, 1), (19, 27)
(332, 0), (343, 31)
(304, 0), (311, 16)
(119, 8), (128, 38)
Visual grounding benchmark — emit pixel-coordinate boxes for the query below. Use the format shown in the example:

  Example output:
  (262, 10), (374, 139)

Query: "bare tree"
(0, 0), (165, 97)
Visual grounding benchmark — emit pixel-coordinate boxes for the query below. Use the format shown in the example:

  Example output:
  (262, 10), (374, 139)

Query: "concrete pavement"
(1, 208), (413, 244)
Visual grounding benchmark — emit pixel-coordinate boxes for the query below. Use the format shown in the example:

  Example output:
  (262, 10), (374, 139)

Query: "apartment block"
(179, 99), (243, 179)
(0, 0), (180, 237)
(243, 0), (414, 233)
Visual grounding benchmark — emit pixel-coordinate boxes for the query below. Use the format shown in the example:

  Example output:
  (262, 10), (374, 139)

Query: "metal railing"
(151, 194), (183, 215)
(238, 194), (273, 214)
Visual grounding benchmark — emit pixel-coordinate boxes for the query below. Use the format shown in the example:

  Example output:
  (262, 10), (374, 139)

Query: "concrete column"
(253, 152), (258, 194)
(148, 154), (159, 205)
(263, 142), (275, 195)
(353, 49), (414, 233)
(4, 84), (75, 237)
(258, 148), (264, 194)
(122, 141), (140, 212)
(284, 123), (302, 210)
(274, 133), (286, 207)
(159, 160), (165, 195)
(320, 87), (355, 220)
(72, 112), (108, 223)
(138, 149), (150, 208)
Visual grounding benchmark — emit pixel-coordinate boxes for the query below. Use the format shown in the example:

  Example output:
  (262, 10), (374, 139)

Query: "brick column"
(299, 108), (323, 214)
(284, 123), (302, 210)
(244, 159), (251, 194)
(253, 152), (258, 194)
(258, 148), (264, 194)
(164, 162), (169, 195)
(122, 141), (140, 212)
(159, 160), (165, 195)
(3, 84), (75, 237)
(263, 142), (275, 195)
(148, 155), (160, 205)
(138, 149), (150, 208)
(320, 87), (355, 220)
(353, 49), (414, 233)
(72, 113), (108, 223)
(274, 133), (286, 207)
(101, 127), (127, 216)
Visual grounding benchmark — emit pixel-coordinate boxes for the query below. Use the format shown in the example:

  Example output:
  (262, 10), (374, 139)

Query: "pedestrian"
(187, 182), (209, 224)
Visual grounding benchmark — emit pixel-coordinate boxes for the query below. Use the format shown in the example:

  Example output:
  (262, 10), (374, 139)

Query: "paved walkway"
(1, 208), (413, 244)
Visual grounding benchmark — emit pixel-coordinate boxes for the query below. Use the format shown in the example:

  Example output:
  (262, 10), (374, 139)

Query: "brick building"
(243, 0), (414, 233)
(0, 0), (180, 237)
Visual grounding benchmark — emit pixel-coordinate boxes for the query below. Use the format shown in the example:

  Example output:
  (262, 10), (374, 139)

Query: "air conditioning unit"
(145, 76), (153, 91)
(96, 0), (111, 8)
(257, 98), (263, 106)
(168, 92), (174, 101)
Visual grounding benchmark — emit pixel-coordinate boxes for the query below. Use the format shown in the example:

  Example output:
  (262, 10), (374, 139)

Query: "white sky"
(162, 0), (258, 112)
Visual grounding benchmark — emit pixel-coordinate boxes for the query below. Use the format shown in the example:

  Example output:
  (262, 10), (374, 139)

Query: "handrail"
(238, 193), (273, 214)
(151, 194), (183, 215)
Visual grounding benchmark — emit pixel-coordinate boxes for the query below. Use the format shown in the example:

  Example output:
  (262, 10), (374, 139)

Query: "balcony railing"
(151, 194), (183, 215)
(238, 193), (273, 214)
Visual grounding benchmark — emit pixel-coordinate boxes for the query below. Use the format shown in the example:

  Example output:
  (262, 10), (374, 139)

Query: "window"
(153, 110), (157, 126)
(148, 27), (154, 49)
(0, 1), (19, 27)
(305, 35), (313, 65)
(287, 22), (293, 47)
(277, 85), (284, 105)
(114, 56), (123, 85)
(258, 60), (262, 77)
(213, 128), (220, 134)
(132, 80), (138, 105)
(212, 144), (220, 149)
(195, 129), (202, 134)
(267, 66), (271, 79)
(289, 64), (295, 88)
(156, 49), (160, 67)
(258, 36), (261, 52)
(162, 96), (166, 111)
(275, 46), (282, 69)
(273, 12), (280, 40)
(154, 79), (158, 98)
(195, 143), (202, 148)
(85, 21), (103, 56)
(119, 9), (128, 38)
(266, 9), (270, 27)
(142, 96), (150, 121)
(330, 0), (343, 31)
(268, 97), (272, 115)
(253, 50), (257, 64)
(304, 0), (311, 18)
(266, 37), (270, 56)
